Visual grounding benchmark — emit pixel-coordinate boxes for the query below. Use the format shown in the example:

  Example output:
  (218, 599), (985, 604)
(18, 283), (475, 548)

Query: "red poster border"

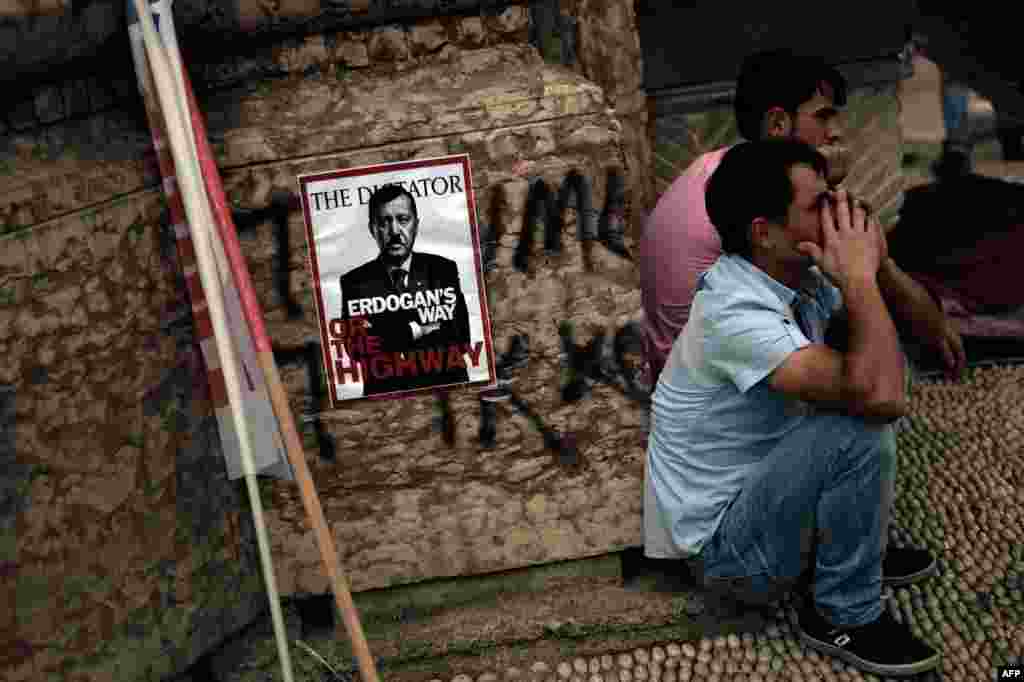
(298, 154), (497, 407)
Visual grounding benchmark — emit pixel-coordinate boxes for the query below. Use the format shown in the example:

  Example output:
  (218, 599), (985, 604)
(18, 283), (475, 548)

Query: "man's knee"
(812, 412), (886, 454)
(797, 412), (886, 489)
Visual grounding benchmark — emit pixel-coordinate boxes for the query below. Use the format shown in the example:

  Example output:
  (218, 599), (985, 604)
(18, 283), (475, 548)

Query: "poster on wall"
(299, 154), (496, 406)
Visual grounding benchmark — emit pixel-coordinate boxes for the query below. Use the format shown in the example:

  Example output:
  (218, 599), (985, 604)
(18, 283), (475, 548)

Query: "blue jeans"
(879, 424), (897, 558)
(694, 412), (887, 628)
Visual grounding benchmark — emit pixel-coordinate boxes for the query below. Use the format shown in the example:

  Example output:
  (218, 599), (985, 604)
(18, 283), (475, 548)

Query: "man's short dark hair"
(705, 139), (828, 259)
(734, 49), (848, 142)
(368, 184), (418, 224)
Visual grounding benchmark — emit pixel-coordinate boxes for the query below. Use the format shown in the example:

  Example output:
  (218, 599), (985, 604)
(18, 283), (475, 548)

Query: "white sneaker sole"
(881, 556), (938, 588)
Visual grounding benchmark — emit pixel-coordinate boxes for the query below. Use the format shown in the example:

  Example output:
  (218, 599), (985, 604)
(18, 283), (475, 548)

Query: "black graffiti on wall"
(233, 191), (305, 319)
(473, 333), (580, 466)
(558, 320), (650, 405)
(447, 166), (641, 459)
(273, 341), (338, 461)
(512, 168), (631, 273)
(436, 318), (650, 463)
(155, 167), (639, 462)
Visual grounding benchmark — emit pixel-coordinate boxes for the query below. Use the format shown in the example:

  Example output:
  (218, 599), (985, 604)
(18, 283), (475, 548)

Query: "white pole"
(156, 1), (237, 290)
(130, 1), (295, 679)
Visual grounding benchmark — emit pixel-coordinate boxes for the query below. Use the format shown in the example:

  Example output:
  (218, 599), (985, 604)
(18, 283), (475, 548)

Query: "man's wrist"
(838, 272), (880, 296)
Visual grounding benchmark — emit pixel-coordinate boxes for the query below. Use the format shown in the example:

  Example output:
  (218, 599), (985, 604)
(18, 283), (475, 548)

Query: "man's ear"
(750, 217), (775, 251)
(762, 107), (792, 139)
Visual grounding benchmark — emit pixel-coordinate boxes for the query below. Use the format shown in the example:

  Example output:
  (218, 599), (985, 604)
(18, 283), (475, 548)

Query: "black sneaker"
(883, 546), (937, 587)
(797, 602), (941, 677)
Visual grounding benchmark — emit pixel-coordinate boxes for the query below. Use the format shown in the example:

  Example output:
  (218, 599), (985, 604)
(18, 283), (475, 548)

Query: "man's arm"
(839, 274), (908, 417)
(877, 256), (966, 376)
(768, 190), (907, 422)
(342, 274), (414, 353)
(448, 265), (472, 346)
(768, 275), (907, 422)
(878, 257), (944, 338)
(413, 260), (472, 346)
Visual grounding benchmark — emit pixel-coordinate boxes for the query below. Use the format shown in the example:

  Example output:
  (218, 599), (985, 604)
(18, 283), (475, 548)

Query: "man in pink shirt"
(641, 49), (965, 386)
(640, 49), (967, 595)
(641, 51), (853, 386)
(640, 145), (729, 386)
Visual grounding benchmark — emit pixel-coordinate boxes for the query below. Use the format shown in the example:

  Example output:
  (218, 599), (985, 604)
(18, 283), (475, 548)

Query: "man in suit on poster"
(339, 183), (473, 397)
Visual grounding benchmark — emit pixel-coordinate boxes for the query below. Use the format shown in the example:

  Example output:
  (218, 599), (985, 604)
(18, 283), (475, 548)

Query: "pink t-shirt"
(640, 147), (731, 386)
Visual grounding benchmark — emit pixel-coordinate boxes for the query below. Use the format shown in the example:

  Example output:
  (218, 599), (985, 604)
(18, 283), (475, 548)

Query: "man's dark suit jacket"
(339, 251), (472, 396)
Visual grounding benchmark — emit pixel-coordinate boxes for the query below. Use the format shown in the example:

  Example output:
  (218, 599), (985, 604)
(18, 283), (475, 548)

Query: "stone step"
(194, 551), (774, 682)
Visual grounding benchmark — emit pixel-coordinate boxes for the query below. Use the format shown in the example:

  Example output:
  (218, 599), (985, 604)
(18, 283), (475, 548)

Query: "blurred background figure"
(941, 75), (971, 155)
(911, 28), (1023, 164)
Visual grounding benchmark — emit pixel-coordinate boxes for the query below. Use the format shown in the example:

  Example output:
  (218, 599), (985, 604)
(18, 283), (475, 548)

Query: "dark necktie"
(393, 268), (408, 293)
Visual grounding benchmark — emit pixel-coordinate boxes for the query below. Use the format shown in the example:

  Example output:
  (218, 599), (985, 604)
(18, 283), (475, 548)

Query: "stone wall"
(2, 4), (652, 680)
(217, 44), (645, 598)
(2, 187), (268, 681)
(1, 5), (537, 232)
(2, 1), (651, 238)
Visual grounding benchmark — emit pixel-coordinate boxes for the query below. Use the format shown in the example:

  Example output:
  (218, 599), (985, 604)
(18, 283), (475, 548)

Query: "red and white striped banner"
(128, 0), (291, 480)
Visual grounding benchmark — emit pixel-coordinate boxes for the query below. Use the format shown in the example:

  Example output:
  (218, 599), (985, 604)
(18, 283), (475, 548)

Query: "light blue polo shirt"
(643, 253), (843, 559)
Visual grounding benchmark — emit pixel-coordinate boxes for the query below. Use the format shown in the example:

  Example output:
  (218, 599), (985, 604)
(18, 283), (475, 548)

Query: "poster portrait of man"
(299, 155), (496, 404)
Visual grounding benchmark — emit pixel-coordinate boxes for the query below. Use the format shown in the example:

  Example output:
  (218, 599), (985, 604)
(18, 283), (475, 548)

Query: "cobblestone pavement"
(193, 362), (1024, 682)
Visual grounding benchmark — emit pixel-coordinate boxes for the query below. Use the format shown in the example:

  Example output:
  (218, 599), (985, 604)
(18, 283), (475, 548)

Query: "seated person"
(641, 50), (965, 597)
(644, 139), (941, 677)
(640, 49), (850, 389)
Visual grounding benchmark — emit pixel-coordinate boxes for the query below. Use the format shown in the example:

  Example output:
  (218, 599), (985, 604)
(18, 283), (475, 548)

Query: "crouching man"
(643, 139), (940, 676)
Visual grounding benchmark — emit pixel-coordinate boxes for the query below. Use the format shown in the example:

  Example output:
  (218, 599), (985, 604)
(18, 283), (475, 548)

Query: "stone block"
(0, 234), (27, 289)
(367, 25), (412, 63)
(55, 414), (265, 681)
(278, 34), (330, 73)
(334, 32), (370, 68)
(458, 15), (487, 47)
(210, 46), (610, 167)
(485, 4), (529, 36)
(60, 447), (140, 513)
(2, 24), (656, 681)
(23, 217), (92, 275)
(257, 156), (640, 595)
(409, 20), (450, 56)
(0, 121), (154, 233)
